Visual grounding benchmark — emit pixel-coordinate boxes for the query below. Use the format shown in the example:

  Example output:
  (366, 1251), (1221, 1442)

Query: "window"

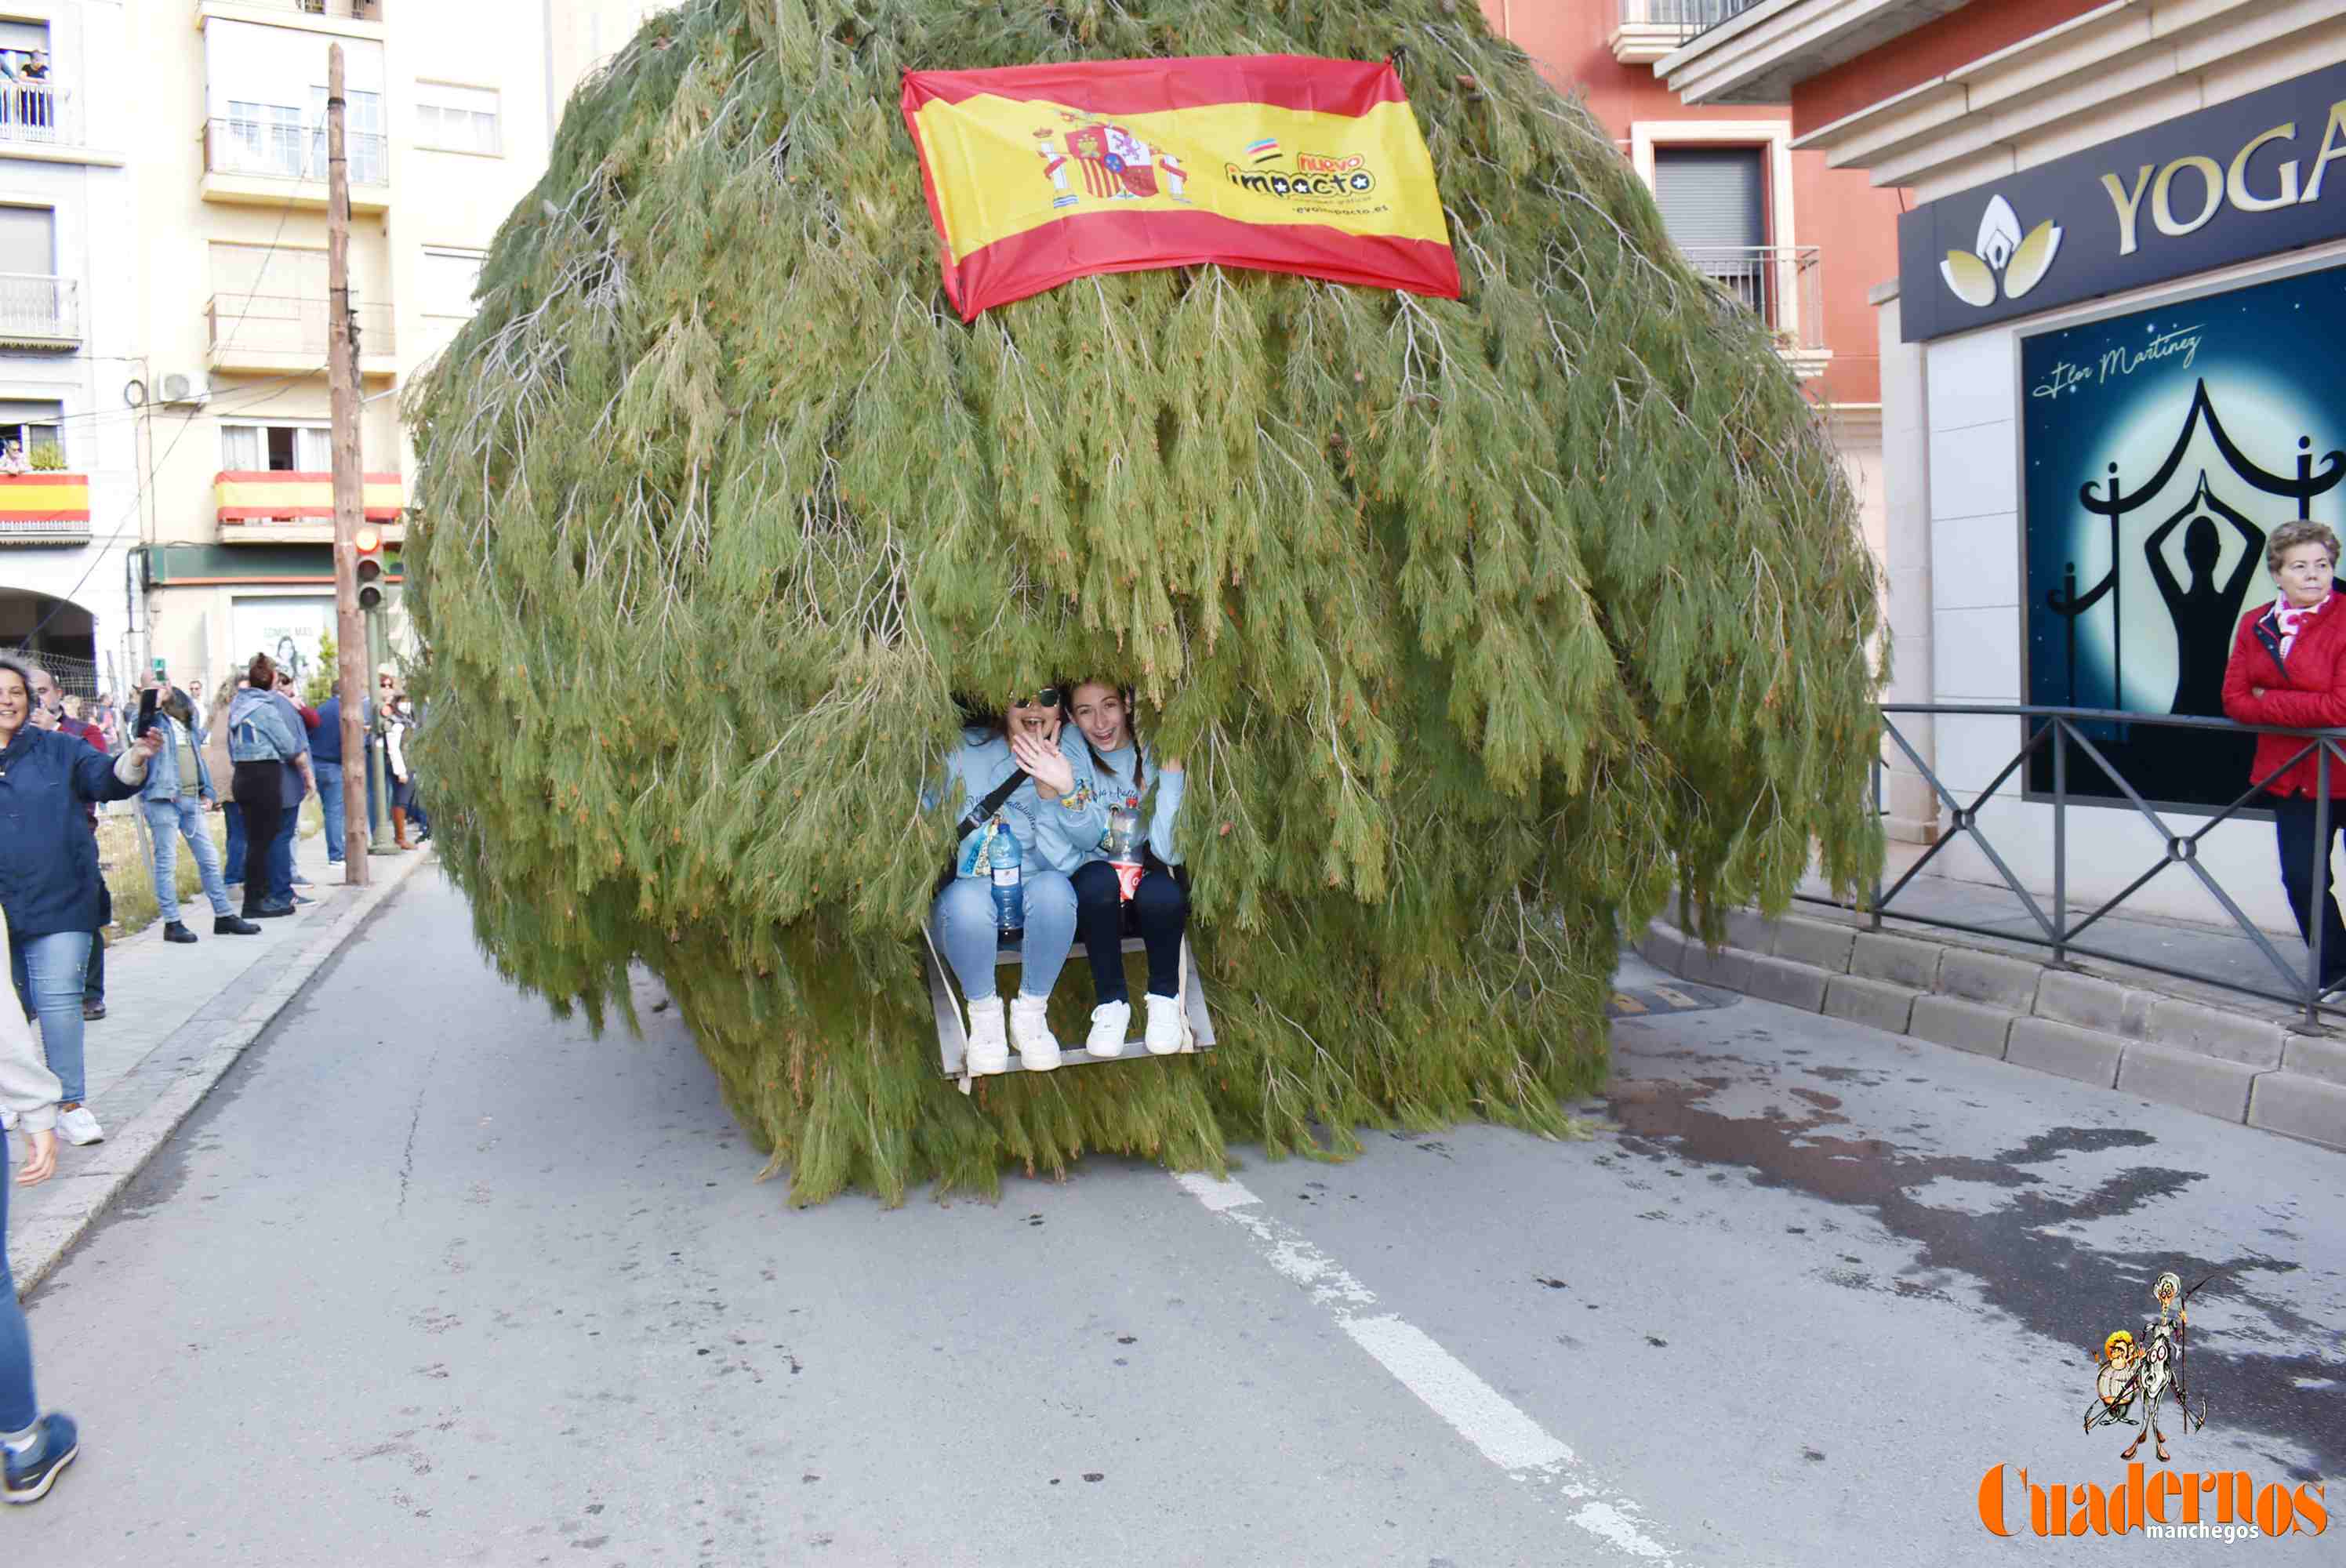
(1652, 147), (1767, 253)
(0, 203), (54, 274)
(415, 83), (500, 156)
(309, 86), (387, 183)
(0, 398), (62, 467)
(227, 99), (308, 179)
(420, 247), (485, 318)
(221, 423), (332, 474)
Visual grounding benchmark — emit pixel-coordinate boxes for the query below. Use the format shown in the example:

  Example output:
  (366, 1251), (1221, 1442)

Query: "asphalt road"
(13, 873), (2344, 1566)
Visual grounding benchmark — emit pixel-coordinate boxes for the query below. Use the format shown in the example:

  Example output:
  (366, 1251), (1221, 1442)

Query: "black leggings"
(231, 761), (285, 916)
(1071, 859), (1189, 1005)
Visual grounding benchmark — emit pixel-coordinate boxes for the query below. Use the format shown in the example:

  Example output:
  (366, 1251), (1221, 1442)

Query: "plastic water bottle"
(1106, 800), (1143, 901)
(988, 818), (1025, 931)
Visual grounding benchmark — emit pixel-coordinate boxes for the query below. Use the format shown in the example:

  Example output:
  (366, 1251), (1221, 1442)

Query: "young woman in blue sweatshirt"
(930, 688), (1106, 1073)
(1064, 681), (1188, 1056)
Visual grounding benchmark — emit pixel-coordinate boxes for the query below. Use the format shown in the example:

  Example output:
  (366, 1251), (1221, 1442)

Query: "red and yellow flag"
(901, 55), (1459, 320)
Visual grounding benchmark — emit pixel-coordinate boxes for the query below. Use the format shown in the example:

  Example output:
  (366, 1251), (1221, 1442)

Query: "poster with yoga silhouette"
(2023, 263), (2346, 810)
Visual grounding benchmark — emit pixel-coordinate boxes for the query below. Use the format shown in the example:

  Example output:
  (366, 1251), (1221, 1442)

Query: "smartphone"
(135, 687), (158, 738)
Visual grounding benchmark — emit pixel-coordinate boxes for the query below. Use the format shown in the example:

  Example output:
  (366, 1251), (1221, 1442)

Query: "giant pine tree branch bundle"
(404, 0), (1884, 1205)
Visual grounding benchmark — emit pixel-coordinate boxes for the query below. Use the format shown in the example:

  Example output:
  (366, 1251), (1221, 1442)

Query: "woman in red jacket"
(2222, 520), (2346, 991)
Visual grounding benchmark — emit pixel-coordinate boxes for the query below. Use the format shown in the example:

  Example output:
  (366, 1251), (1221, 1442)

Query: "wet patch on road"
(1602, 1028), (2345, 1475)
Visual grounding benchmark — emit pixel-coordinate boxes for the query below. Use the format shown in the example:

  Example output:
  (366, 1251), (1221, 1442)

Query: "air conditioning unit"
(158, 371), (211, 407)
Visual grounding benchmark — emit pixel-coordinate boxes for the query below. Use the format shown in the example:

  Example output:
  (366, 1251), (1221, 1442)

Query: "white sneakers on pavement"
(56, 1106), (103, 1146)
(964, 996), (1009, 1076)
(1008, 993), (1062, 1071)
(1086, 1000), (1131, 1058)
(1143, 993), (1185, 1055)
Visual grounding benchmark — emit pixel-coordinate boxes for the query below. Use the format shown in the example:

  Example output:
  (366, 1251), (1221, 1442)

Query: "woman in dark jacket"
(2221, 520), (2346, 992)
(0, 656), (161, 1149)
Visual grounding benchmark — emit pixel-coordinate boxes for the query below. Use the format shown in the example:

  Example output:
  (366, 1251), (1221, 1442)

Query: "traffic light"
(355, 524), (386, 611)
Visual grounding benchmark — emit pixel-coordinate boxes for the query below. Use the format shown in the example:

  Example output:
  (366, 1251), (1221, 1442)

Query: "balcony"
(1682, 244), (1830, 378)
(201, 117), (390, 213)
(206, 294), (397, 377)
(200, 0), (386, 24)
(0, 472), (90, 546)
(1611, 0), (1763, 66)
(216, 468), (405, 546)
(0, 274), (78, 350)
(0, 82), (80, 148)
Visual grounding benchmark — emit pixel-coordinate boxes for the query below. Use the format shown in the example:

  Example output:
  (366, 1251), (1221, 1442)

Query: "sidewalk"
(11, 820), (440, 1296)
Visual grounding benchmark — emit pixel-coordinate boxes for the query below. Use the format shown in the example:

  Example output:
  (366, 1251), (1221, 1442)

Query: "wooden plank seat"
(921, 929), (1216, 1093)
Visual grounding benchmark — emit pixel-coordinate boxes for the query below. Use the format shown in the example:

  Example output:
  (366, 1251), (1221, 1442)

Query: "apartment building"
(0, 0), (135, 695)
(127, 0), (663, 692)
(1485, 1), (1906, 568)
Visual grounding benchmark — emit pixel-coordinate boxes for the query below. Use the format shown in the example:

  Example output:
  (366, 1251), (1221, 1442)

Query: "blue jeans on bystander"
(1, 1129), (37, 1431)
(314, 763), (345, 865)
(269, 803), (299, 903)
(223, 802), (245, 887)
(143, 797), (234, 924)
(9, 931), (93, 1105)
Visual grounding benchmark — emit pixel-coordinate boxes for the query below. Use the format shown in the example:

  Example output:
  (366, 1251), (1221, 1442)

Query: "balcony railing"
(0, 81), (76, 147)
(1682, 243), (1824, 354)
(206, 294), (395, 361)
(216, 470), (405, 527)
(0, 274), (78, 343)
(204, 117), (388, 187)
(232, 0), (387, 17)
(1620, 0), (1751, 29)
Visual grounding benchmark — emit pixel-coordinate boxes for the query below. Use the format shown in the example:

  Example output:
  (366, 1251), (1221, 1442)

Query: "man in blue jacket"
(136, 671), (259, 942)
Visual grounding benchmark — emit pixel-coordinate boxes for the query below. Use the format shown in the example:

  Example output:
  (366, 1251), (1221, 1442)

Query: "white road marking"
(1171, 1171), (1676, 1563)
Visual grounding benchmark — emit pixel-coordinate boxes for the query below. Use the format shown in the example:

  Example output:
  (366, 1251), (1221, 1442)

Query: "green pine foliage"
(403, 0), (1883, 1204)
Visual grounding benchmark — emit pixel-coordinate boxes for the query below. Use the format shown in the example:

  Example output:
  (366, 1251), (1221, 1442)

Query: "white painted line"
(1173, 1169), (1676, 1563)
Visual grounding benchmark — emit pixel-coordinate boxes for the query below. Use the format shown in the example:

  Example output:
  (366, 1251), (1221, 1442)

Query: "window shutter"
(1651, 148), (1766, 252)
(0, 205), (54, 276)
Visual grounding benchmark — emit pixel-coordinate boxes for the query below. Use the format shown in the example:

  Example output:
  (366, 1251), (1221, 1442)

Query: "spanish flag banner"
(901, 55), (1459, 320)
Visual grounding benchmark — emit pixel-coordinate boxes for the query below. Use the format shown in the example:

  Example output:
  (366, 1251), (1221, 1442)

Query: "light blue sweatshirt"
(1080, 742), (1183, 867)
(935, 727), (1105, 878)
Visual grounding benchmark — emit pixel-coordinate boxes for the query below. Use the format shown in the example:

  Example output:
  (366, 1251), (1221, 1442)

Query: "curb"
(1636, 911), (2346, 1153)
(13, 848), (440, 1298)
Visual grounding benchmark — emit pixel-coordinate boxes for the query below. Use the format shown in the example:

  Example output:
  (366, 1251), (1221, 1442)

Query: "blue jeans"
(1, 1131), (34, 1430)
(9, 931), (93, 1105)
(270, 802), (298, 902)
(223, 802), (245, 885)
(145, 796), (234, 924)
(314, 763), (346, 863)
(930, 871), (1076, 1004)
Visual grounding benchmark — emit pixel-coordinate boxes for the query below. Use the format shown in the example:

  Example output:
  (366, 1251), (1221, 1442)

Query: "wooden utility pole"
(326, 43), (370, 884)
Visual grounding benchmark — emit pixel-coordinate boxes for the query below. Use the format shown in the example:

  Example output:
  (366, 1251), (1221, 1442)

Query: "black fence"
(1812, 704), (2346, 1027)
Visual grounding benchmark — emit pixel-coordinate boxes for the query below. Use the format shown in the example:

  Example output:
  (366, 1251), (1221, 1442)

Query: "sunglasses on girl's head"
(1010, 689), (1060, 710)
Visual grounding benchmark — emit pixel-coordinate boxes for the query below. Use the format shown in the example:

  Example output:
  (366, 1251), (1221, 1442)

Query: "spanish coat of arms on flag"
(900, 55), (1460, 320)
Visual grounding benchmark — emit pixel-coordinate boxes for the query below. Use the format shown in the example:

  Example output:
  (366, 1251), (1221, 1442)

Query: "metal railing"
(1683, 244), (1825, 351)
(0, 81), (74, 147)
(1619, 0), (1754, 31)
(206, 293), (395, 360)
(0, 274), (77, 339)
(1829, 704), (2346, 1026)
(204, 117), (388, 186)
(241, 0), (387, 17)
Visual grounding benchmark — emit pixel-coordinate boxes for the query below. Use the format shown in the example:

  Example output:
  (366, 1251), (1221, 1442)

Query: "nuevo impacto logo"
(1940, 193), (2061, 307)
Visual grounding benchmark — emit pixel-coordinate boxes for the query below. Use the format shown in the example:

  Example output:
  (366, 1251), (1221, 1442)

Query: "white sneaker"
(964, 996), (1009, 1076)
(1143, 993), (1185, 1055)
(56, 1105), (104, 1146)
(1008, 993), (1062, 1071)
(1086, 1000), (1131, 1058)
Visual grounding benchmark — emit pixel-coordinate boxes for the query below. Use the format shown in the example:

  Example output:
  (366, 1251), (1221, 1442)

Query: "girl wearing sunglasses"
(1062, 681), (1189, 1056)
(930, 686), (1106, 1073)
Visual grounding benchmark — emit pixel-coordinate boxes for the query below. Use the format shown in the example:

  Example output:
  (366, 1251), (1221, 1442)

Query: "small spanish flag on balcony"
(902, 56), (1458, 321)
(0, 474), (90, 524)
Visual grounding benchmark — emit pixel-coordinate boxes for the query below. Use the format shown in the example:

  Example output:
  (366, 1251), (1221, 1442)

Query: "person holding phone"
(0, 657), (164, 1150)
(136, 668), (256, 943)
